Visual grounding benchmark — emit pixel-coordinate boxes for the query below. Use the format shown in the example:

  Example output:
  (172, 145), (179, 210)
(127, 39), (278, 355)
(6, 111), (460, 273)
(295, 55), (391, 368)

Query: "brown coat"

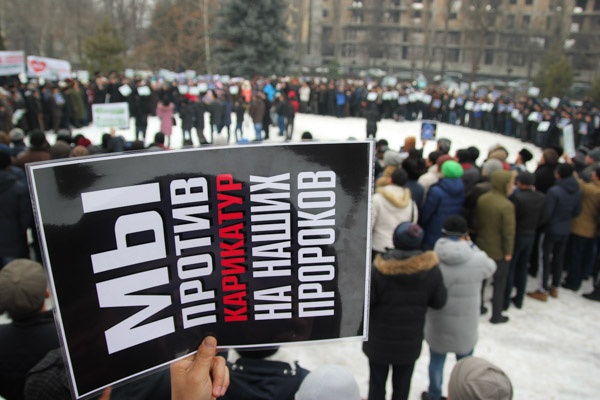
(570, 178), (600, 238)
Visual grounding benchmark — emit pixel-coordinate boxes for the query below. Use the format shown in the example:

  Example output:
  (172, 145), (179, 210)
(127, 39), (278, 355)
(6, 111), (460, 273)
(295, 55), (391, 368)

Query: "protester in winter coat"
(534, 148), (559, 194)
(528, 163), (582, 301)
(417, 151), (443, 197)
(365, 222), (447, 400)
(474, 170), (516, 324)
(249, 94), (266, 141)
(402, 157), (426, 208)
(506, 171), (546, 309)
(0, 260), (60, 400)
(423, 215), (496, 400)
(371, 168), (418, 260)
(156, 99), (174, 147)
(192, 99), (208, 144)
(0, 151), (32, 268)
(14, 130), (51, 169)
(179, 98), (195, 145)
(564, 166), (600, 290)
(420, 161), (465, 250)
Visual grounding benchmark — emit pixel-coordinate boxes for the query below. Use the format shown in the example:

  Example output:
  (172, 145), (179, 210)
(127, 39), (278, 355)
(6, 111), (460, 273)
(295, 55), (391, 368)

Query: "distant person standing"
(249, 94), (266, 141)
(366, 102), (380, 139)
(156, 98), (174, 148)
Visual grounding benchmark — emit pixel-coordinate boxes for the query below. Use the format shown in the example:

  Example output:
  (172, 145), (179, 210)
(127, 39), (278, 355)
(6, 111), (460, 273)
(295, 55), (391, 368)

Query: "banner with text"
(27, 142), (373, 399)
(27, 55), (72, 81)
(92, 102), (130, 129)
(0, 51), (25, 76)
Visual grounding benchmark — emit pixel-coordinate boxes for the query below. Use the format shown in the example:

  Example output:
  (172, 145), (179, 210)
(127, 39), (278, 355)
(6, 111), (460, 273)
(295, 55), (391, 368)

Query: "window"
(402, 46), (409, 59)
(484, 50), (494, 65)
(507, 15), (515, 28)
(344, 29), (357, 41)
(525, 0), (533, 5)
(595, 0), (600, 10)
(342, 44), (357, 57)
(448, 48), (460, 62)
(547, 16), (552, 30)
(522, 15), (531, 28)
(448, 32), (461, 45)
(510, 0), (517, 4)
(323, 9), (329, 17)
(485, 33), (495, 46)
(576, 0), (588, 9)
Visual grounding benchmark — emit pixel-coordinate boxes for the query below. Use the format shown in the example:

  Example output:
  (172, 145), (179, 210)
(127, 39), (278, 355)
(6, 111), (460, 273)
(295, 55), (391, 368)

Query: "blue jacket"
(420, 178), (465, 248)
(544, 176), (582, 236)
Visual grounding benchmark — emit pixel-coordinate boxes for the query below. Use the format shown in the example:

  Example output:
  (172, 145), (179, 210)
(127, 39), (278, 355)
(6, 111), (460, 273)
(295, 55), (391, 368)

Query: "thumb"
(189, 336), (217, 377)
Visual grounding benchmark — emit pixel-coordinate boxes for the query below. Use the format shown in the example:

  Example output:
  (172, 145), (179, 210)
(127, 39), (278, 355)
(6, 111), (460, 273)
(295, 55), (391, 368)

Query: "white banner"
(92, 102), (130, 129)
(0, 51), (25, 76)
(27, 56), (71, 81)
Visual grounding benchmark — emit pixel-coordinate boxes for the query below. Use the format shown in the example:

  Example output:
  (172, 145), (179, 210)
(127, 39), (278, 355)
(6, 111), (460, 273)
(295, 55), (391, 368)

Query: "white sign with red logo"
(0, 51), (25, 76)
(27, 56), (72, 81)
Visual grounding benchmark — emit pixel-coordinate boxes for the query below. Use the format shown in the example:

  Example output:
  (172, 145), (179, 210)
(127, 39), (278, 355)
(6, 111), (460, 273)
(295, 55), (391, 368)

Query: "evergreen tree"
(83, 18), (127, 73)
(213, 0), (292, 76)
(535, 50), (574, 98)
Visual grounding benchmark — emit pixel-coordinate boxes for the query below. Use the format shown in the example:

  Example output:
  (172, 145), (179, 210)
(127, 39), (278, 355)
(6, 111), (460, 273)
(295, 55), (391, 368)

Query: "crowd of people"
(367, 135), (600, 399)
(1, 70), (600, 400)
(0, 72), (598, 149)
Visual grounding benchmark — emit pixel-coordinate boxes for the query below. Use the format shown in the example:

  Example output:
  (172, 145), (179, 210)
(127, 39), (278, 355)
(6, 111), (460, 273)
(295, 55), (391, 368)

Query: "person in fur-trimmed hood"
(371, 168), (418, 260)
(364, 222), (447, 400)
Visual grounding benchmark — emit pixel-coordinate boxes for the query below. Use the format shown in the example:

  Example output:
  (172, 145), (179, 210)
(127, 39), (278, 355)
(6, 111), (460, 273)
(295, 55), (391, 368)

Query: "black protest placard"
(27, 142), (373, 399)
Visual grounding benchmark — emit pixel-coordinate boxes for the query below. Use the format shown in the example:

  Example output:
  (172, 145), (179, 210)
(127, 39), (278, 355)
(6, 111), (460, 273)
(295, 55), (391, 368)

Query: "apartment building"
(292, 0), (599, 82)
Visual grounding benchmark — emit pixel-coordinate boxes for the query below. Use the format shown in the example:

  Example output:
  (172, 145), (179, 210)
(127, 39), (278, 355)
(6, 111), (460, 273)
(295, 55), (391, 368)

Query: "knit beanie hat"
(295, 365), (360, 400)
(0, 259), (47, 321)
(448, 357), (513, 400)
(441, 160), (464, 179)
(393, 222), (424, 250)
(442, 215), (468, 237)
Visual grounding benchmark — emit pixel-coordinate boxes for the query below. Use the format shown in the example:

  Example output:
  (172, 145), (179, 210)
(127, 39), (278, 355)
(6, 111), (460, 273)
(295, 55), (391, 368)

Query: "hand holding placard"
(170, 336), (229, 400)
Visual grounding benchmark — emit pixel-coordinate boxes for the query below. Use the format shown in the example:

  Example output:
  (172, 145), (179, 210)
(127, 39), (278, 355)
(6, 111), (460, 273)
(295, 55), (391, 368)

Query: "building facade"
(293, 0), (599, 83)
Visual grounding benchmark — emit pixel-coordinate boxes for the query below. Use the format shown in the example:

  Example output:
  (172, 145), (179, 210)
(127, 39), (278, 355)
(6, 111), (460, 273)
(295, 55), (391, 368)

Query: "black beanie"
(393, 222), (424, 250)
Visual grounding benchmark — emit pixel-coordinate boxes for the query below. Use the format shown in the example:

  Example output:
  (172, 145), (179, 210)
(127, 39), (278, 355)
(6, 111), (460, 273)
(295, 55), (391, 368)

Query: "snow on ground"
(2, 113), (598, 400)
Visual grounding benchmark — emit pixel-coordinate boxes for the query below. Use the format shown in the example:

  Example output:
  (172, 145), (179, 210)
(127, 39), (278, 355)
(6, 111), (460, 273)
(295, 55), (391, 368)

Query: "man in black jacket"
(0, 150), (32, 268)
(0, 259), (59, 400)
(505, 171), (546, 309)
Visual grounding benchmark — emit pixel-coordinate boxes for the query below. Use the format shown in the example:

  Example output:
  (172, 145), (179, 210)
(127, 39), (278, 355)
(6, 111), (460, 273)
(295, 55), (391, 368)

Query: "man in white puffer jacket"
(371, 168), (418, 261)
